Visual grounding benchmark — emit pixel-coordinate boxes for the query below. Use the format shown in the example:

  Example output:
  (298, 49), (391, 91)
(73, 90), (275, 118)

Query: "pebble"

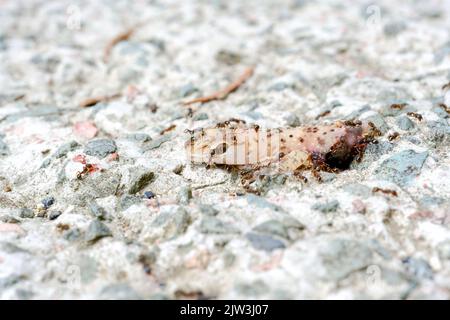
(143, 135), (171, 151)
(311, 200), (340, 213)
(179, 83), (199, 98)
(119, 195), (142, 211)
(402, 257), (433, 280)
(374, 149), (428, 186)
(363, 113), (389, 134)
(192, 112), (208, 121)
(198, 204), (219, 216)
(215, 50), (242, 65)
(0, 137), (9, 156)
(396, 116), (415, 130)
(199, 217), (239, 234)
(383, 21), (407, 37)
(63, 228), (81, 242)
(126, 133), (152, 143)
(89, 201), (110, 220)
(246, 232), (286, 252)
(317, 239), (373, 281)
(84, 139), (117, 159)
(41, 197), (55, 209)
(18, 208), (34, 219)
(53, 141), (80, 159)
(284, 113), (301, 127)
(147, 207), (190, 241)
(143, 191), (156, 199)
(253, 220), (289, 239)
(85, 220), (112, 243)
(0, 215), (20, 224)
(126, 167), (155, 194)
(48, 210), (62, 220)
(177, 186), (192, 205)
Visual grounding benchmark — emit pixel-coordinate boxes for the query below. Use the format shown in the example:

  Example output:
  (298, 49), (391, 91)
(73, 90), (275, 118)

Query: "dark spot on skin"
(299, 137), (304, 143)
(289, 134), (293, 138)
(278, 152), (285, 159)
(323, 132), (327, 135)
(330, 129), (335, 132)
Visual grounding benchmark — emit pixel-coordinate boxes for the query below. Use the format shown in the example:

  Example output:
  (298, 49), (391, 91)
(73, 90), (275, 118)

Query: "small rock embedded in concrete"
(246, 232), (286, 252)
(99, 283), (141, 300)
(192, 113), (208, 121)
(143, 191), (155, 199)
(146, 207), (190, 241)
(126, 167), (154, 194)
(54, 141), (80, 158)
(402, 257), (433, 280)
(374, 149), (428, 186)
(126, 133), (152, 143)
(311, 200), (340, 213)
(85, 220), (112, 243)
(0, 136), (9, 156)
(48, 210), (62, 220)
(199, 217), (239, 234)
(41, 197), (55, 209)
(177, 186), (192, 204)
(179, 83), (199, 98)
(89, 201), (110, 220)
(284, 113), (301, 127)
(364, 113), (389, 134)
(18, 208), (34, 219)
(120, 195), (141, 211)
(396, 116), (415, 131)
(215, 49), (242, 66)
(84, 139), (117, 159)
(253, 220), (289, 239)
(383, 21), (407, 37)
(198, 204), (219, 216)
(0, 215), (20, 224)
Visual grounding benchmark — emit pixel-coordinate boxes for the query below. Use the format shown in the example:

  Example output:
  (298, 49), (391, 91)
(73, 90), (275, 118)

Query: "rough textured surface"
(0, 0), (449, 300)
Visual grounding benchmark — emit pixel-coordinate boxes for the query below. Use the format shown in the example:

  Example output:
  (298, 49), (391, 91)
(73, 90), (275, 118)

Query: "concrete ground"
(0, 0), (449, 299)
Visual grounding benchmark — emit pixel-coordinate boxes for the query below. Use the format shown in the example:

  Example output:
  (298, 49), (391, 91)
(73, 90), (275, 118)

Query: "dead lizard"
(185, 119), (380, 192)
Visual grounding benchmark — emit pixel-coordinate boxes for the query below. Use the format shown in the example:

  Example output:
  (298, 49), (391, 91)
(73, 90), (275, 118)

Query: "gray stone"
(199, 217), (239, 234)
(383, 21), (407, 37)
(119, 195), (142, 210)
(364, 113), (389, 134)
(318, 239), (373, 281)
(269, 82), (293, 91)
(179, 83), (199, 98)
(246, 232), (286, 252)
(99, 283), (141, 300)
(126, 167), (155, 194)
(143, 135), (171, 151)
(396, 116), (415, 130)
(342, 183), (371, 197)
(253, 220), (289, 239)
(215, 50), (242, 65)
(148, 207), (190, 241)
(48, 210), (62, 220)
(192, 112), (209, 121)
(85, 220), (112, 243)
(126, 133), (152, 142)
(426, 121), (450, 146)
(0, 274), (26, 289)
(284, 113), (301, 127)
(63, 228), (82, 242)
(89, 201), (110, 220)
(437, 240), (450, 260)
(0, 215), (20, 224)
(53, 140), (80, 158)
(0, 137), (9, 156)
(198, 204), (219, 216)
(177, 186), (192, 205)
(246, 194), (282, 211)
(402, 257), (433, 280)
(84, 139), (117, 159)
(374, 150), (428, 186)
(311, 200), (340, 213)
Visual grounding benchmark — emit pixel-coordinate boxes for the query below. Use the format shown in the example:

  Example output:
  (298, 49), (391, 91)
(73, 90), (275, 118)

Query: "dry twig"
(103, 24), (143, 62)
(183, 67), (254, 105)
(79, 93), (121, 108)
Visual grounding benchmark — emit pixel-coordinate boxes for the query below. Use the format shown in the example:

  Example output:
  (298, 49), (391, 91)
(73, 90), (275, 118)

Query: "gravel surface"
(0, 0), (449, 299)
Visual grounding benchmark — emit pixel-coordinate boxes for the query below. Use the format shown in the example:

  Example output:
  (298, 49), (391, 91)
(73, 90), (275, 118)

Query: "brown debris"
(442, 82), (450, 91)
(103, 24), (142, 62)
(79, 93), (121, 108)
(438, 103), (450, 115)
(372, 187), (398, 197)
(390, 103), (407, 110)
(159, 124), (176, 135)
(183, 67), (254, 105)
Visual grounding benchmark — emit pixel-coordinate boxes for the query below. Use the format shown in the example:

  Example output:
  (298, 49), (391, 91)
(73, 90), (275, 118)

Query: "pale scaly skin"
(186, 119), (378, 173)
